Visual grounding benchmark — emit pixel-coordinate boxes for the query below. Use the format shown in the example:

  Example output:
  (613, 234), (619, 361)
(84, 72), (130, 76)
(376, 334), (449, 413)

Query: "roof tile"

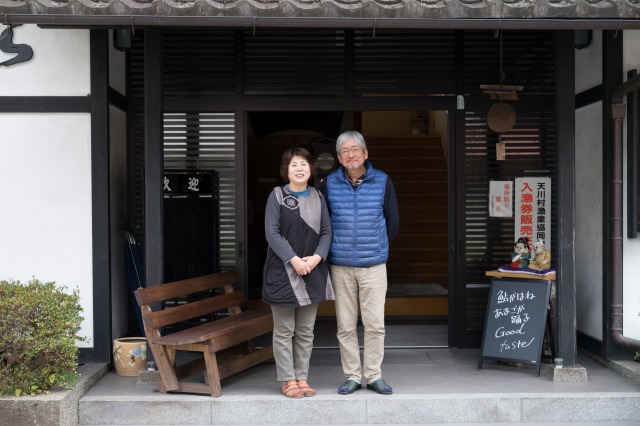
(2, 0), (640, 25)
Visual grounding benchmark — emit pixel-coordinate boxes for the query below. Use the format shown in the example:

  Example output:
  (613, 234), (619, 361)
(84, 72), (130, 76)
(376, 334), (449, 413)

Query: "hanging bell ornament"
(487, 103), (516, 133)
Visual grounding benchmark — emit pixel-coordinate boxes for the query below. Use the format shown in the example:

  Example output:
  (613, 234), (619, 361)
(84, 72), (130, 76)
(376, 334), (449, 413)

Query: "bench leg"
(153, 344), (180, 393)
(166, 347), (176, 368)
(204, 342), (222, 397)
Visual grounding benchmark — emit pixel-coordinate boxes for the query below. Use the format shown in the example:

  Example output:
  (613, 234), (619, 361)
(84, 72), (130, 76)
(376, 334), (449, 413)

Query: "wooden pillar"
(144, 29), (164, 289)
(89, 29), (111, 363)
(555, 30), (578, 368)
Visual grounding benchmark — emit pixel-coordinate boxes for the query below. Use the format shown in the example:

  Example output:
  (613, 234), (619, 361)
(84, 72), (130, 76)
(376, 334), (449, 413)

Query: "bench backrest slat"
(134, 271), (237, 306)
(145, 291), (245, 329)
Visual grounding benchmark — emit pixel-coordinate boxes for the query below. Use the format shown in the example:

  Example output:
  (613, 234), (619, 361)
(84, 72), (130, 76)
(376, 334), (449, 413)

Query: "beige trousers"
(330, 263), (387, 385)
(271, 303), (319, 382)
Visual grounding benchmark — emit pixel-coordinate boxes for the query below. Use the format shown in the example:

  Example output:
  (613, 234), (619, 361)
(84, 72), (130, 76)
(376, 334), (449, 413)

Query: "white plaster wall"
(0, 114), (93, 346)
(622, 30), (640, 340)
(0, 26), (93, 346)
(575, 102), (604, 341)
(429, 110), (449, 145)
(575, 31), (602, 94)
(0, 26), (90, 96)
(574, 30), (605, 341)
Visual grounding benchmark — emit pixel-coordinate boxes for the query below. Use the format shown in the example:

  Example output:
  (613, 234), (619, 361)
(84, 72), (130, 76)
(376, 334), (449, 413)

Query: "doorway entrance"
(125, 28), (560, 354)
(246, 110), (450, 348)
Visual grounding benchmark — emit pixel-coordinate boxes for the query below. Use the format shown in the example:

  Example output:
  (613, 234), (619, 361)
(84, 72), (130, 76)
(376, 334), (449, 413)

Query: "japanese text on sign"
(514, 177), (550, 244)
(489, 181), (513, 218)
(163, 172), (214, 196)
(479, 278), (551, 375)
(493, 289), (537, 352)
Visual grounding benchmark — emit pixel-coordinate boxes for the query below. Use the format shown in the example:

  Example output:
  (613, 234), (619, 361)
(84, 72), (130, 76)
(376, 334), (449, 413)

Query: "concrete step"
(79, 390), (640, 425)
(1, 363), (108, 426)
(78, 348), (640, 425)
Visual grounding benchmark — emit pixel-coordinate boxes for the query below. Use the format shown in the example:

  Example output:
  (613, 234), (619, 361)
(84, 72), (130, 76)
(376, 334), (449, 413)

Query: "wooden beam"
(555, 30), (577, 367)
(144, 29), (164, 288)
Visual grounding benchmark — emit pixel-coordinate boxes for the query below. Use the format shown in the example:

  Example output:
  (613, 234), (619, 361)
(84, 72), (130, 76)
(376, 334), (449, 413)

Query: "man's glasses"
(339, 146), (364, 156)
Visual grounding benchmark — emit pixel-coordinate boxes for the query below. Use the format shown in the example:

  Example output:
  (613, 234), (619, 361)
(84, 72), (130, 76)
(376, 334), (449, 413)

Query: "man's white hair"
(336, 130), (367, 152)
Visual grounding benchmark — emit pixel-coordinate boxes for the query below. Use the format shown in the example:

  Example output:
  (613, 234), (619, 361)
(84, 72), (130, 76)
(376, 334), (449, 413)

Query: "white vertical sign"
(489, 181), (513, 217)
(514, 177), (551, 244)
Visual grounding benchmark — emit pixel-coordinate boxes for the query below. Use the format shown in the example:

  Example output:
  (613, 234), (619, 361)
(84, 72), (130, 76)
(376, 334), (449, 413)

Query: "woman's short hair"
(336, 130), (367, 152)
(280, 147), (317, 182)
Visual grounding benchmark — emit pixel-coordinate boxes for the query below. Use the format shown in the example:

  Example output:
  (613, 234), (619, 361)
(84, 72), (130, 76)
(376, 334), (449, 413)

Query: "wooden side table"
(486, 270), (556, 281)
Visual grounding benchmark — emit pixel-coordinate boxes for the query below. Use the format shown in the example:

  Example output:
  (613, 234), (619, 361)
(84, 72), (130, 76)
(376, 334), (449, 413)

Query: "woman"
(263, 147), (335, 398)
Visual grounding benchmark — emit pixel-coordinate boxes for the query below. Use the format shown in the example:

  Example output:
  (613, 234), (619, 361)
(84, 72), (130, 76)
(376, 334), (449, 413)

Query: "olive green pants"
(271, 303), (319, 382)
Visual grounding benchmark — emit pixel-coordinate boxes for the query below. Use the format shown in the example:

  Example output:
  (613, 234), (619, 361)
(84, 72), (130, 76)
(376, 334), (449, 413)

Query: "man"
(320, 130), (399, 395)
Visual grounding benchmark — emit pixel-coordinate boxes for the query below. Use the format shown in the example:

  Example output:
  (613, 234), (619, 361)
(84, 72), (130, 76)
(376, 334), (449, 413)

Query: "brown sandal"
(296, 380), (316, 397)
(282, 380), (304, 398)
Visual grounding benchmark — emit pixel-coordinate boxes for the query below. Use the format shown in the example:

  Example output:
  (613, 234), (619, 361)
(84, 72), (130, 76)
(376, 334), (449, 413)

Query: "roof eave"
(0, 15), (637, 30)
(2, 0), (640, 30)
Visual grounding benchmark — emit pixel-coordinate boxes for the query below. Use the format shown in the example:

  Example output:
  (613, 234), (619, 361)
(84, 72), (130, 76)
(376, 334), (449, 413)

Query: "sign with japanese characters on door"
(514, 177), (551, 244)
(489, 181), (513, 218)
(163, 172), (215, 196)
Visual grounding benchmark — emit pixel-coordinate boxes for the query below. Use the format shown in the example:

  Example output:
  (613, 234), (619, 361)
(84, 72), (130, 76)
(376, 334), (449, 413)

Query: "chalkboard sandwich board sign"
(478, 277), (552, 376)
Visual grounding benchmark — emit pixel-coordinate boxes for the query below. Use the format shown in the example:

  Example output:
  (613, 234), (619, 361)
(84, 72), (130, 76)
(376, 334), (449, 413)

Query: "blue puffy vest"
(325, 162), (389, 267)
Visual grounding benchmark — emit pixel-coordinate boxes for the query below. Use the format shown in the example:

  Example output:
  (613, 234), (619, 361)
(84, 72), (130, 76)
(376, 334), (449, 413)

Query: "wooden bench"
(134, 271), (274, 397)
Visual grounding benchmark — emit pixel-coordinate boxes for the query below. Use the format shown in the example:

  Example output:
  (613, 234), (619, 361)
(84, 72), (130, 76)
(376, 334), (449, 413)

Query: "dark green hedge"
(0, 279), (86, 396)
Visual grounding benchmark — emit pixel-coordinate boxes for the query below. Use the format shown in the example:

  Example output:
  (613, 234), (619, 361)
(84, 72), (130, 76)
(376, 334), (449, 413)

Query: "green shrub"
(0, 278), (86, 396)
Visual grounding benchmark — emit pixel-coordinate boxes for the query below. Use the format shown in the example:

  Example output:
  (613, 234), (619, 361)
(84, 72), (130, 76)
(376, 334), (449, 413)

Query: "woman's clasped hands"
(290, 254), (322, 276)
